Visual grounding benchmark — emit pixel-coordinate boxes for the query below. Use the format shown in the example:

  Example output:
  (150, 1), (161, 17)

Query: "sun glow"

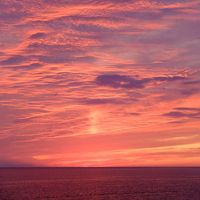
(88, 110), (100, 135)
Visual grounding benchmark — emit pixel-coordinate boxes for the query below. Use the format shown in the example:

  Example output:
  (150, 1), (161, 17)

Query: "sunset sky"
(0, 0), (200, 167)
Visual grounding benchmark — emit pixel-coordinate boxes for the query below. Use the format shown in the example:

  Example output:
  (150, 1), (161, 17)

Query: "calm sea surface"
(0, 167), (200, 200)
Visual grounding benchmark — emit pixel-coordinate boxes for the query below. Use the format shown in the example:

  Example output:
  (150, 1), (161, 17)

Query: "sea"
(0, 167), (200, 200)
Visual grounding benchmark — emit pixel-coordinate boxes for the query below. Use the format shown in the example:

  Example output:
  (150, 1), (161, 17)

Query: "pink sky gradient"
(0, 0), (200, 167)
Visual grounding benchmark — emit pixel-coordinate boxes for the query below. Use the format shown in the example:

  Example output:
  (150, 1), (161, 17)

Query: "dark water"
(0, 168), (200, 200)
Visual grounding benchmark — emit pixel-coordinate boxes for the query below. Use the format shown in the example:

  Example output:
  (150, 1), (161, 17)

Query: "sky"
(0, 0), (200, 167)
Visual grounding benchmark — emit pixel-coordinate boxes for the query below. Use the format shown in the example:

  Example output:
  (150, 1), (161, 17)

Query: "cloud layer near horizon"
(0, 0), (200, 167)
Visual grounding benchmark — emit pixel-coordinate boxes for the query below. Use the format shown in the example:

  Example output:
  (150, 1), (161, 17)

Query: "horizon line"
(1, 166), (200, 168)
